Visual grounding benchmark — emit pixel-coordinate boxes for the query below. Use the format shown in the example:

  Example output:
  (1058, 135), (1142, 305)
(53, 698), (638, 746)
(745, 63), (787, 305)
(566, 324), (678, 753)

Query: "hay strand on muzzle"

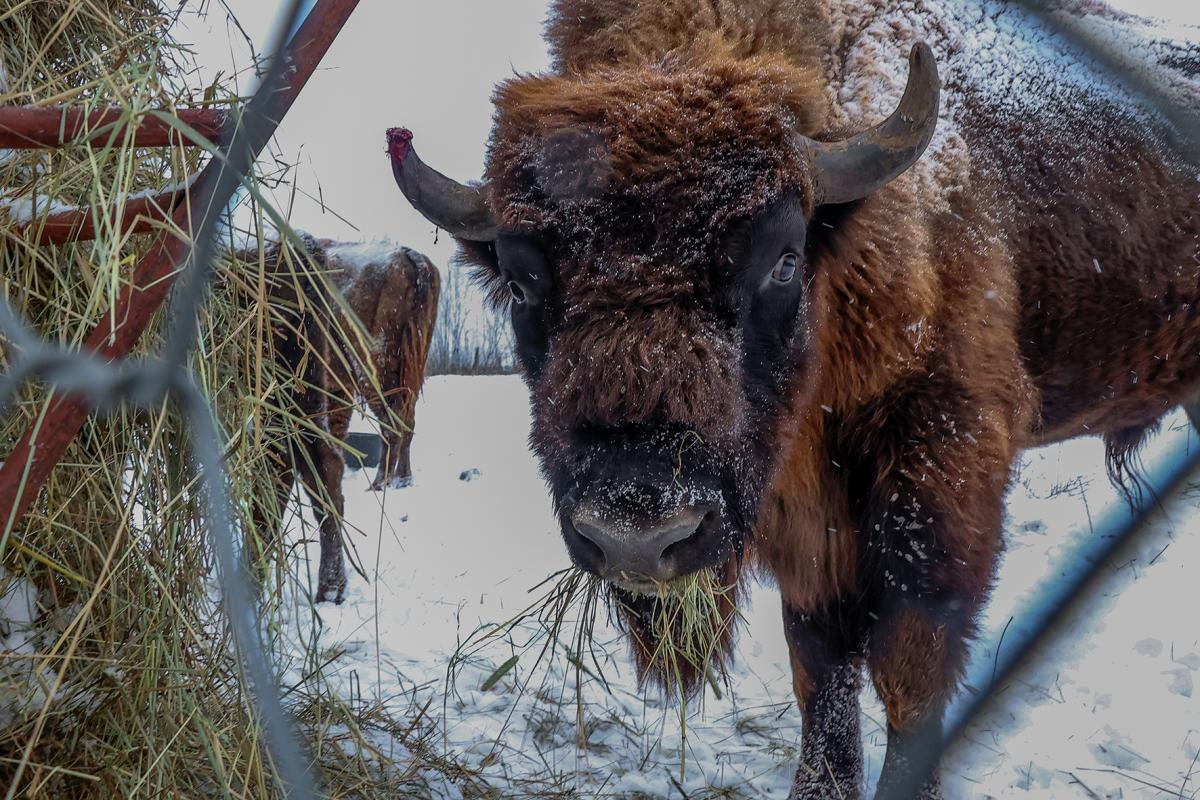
(610, 568), (740, 701)
(451, 562), (742, 780)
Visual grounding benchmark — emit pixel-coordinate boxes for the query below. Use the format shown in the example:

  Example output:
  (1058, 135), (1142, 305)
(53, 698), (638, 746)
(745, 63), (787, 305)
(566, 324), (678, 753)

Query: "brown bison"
(321, 239), (440, 490)
(252, 236), (438, 603)
(387, 0), (1200, 796)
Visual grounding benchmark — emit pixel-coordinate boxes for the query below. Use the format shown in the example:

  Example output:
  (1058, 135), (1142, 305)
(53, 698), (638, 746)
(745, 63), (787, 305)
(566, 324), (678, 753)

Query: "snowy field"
(281, 374), (1200, 799)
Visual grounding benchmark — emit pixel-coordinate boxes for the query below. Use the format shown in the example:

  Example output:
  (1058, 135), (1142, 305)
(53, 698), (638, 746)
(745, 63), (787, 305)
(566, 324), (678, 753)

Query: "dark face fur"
(488, 192), (816, 596)
(457, 63), (831, 613)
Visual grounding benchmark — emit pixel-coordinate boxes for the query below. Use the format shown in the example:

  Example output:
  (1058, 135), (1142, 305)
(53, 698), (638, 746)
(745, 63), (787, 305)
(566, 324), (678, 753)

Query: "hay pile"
(0, 3), (457, 796)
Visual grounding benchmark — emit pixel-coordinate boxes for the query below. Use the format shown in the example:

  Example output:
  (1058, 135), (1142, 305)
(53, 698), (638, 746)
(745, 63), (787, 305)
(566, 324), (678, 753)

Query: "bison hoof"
(369, 474), (413, 491)
(315, 576), (347, 604)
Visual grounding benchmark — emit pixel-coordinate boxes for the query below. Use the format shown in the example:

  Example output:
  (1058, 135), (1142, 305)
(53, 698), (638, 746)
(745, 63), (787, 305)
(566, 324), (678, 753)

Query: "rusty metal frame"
(10, 188), (188, 245)
(0, 1), (362, 797)
(0, 105), (228, 148)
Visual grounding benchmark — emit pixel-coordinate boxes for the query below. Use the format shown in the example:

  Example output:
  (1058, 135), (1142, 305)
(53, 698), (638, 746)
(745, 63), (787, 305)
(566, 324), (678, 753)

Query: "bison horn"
(386, 127), (498, 242)
(802, 42), (940, 206)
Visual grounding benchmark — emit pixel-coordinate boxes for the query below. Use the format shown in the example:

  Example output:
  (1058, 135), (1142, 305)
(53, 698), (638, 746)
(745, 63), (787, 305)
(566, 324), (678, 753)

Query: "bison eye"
(772, 252), (799, 283)
(507, 280), (527, 304)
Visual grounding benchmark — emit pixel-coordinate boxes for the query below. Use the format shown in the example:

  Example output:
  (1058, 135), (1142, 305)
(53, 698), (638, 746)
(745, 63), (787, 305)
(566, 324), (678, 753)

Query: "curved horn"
(802, 42), (940, 206)
(386, 128), (497, 242)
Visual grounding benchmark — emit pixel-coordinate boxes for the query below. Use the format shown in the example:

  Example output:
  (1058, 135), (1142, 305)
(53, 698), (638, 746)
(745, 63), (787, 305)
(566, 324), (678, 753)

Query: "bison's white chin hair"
(607, 558), (743, 701)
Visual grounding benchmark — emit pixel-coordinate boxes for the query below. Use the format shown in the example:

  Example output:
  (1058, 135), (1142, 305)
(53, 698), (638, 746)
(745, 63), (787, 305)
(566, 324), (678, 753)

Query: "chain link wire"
(1, 0), (314, 796)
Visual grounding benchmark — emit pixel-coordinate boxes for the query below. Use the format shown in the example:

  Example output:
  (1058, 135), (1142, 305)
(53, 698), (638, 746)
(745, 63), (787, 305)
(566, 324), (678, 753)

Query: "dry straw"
(0, 2), (469, 796)
(453, 564), (740, 781)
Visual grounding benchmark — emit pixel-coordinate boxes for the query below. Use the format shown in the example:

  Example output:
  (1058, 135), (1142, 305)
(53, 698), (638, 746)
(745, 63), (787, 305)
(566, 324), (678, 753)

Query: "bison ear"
(801, 42), (940, 206)
(386, 127), (498, 242)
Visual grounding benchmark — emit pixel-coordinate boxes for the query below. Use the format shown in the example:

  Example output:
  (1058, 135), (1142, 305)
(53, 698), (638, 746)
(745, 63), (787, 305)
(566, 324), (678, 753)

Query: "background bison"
(323, 240), (441, 490)
(388, 0), (1200, 796)
(251, 235), (438, 603)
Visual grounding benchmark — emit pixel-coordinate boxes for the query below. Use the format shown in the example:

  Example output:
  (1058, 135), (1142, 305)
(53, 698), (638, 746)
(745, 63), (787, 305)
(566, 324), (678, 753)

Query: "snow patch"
(0, 567), (50, 732)
(271, 376), (1200, 797)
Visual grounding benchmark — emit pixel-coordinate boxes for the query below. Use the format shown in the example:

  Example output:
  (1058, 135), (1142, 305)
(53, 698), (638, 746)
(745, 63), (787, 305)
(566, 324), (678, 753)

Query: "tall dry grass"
(0, 3), (478, 796)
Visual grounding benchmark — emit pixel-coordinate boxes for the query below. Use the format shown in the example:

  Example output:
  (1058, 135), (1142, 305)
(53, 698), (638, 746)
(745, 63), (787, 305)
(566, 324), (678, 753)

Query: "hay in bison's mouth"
(509, 562), (743, 703)
(605, 562), (742, 699)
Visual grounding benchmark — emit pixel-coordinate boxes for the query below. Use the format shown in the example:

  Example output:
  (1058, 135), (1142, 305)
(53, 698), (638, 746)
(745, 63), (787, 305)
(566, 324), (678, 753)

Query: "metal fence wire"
(0, 1), (1197, 799)
(1, 1), (329, 797)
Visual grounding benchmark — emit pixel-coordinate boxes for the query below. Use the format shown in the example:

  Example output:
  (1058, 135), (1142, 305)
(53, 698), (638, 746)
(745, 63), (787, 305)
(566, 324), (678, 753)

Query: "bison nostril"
(571, 519), (607, 568)
(650, 512), (706, 556)
(659, 509), (715, 565)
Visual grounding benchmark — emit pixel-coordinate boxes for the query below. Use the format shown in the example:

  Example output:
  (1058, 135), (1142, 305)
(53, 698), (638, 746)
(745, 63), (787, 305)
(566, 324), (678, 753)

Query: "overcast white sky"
(180, 1), (550, 274)
(180, 0), (1199, 275)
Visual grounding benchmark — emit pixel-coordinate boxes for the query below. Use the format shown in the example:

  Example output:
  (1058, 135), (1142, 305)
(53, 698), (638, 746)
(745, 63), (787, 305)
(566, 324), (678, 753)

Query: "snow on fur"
(826, 0), (1200, 210)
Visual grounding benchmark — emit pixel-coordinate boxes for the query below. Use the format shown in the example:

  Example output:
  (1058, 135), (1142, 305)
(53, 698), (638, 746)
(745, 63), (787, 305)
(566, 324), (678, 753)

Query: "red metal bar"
(0, 0), (363, 523)
(0, 106), (228, 149)
(12, 187), (189, 245)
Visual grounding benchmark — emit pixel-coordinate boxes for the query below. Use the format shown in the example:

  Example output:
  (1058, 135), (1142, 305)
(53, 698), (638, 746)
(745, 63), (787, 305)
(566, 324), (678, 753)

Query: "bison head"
(389, 43), (939, 686)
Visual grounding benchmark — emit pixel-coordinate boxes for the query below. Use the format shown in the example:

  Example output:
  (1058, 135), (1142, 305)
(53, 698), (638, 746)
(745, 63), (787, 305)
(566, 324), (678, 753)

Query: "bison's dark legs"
(873, 705), (947, 799)
(248, 431), (347, 605)
(838, 373), (1012, 799)
(295, 429), (347, 603)
(368, 388), (416, 490)
(380, 427), (414, 489)
(328, 396), (353, 450)
(784, 606), (863, 800)
(293, 371), (348, 603)
(248, 450), (295, 591)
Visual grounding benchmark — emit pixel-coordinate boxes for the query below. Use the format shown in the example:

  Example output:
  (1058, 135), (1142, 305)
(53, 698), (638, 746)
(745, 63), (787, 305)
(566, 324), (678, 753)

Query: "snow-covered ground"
(282, 375), (1199, 798)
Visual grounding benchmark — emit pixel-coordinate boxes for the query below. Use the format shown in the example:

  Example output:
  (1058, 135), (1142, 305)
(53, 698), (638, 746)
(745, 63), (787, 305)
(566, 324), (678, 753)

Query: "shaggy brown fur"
(440, 0), (1200, 796)
(319, 241), (440, 490)
(249, 236), (352, 604)
(250, 237), (439, 603)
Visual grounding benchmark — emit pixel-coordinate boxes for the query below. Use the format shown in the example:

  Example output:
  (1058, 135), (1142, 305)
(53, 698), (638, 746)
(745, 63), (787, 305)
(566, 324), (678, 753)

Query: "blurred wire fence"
(0, 1), (361, 797)
(0, 1), (1197, 799)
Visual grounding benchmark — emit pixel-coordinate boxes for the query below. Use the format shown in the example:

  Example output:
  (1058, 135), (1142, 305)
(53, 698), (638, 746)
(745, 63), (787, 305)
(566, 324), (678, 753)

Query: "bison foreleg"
(864, 506), (995, 799)
(296, 423), (348, 604)
(867, 595), (974, 800)
(841, 376), (1012, 798)
(784, 605), (864, 800)
(374, 427), (414, 490)
(365, 387), (415, 490)
(247, 447), (295, 594)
